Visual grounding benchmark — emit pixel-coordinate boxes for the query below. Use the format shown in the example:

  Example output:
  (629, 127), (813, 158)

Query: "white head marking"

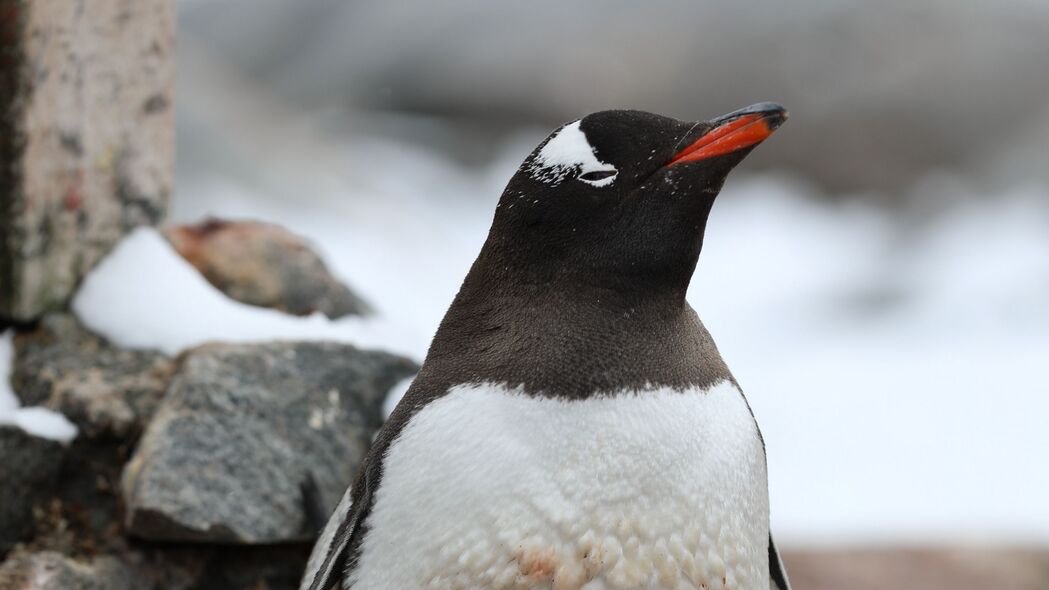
(529, 120), (618, 187)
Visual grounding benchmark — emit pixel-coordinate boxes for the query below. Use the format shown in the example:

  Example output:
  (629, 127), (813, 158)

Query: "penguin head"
(488, 103), (787, 297)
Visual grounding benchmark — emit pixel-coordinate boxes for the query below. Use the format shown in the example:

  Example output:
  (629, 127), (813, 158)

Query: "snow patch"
(9, 407), (78, 443)
(0, 330), (78, 443)
(72, 228), (423, 358)
(0, 331), (17, 417)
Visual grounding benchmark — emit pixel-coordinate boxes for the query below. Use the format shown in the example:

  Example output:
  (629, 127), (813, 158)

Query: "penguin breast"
(350, 381), (770, 590)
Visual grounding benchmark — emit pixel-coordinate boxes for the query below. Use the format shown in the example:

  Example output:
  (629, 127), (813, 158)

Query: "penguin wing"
(769, 533), (792, 590)
(300, 378), (438, 590)
(299, 454), (375, 590)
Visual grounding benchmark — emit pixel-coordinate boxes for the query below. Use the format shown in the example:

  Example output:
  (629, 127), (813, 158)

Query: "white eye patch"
(529, 120), (618, 187)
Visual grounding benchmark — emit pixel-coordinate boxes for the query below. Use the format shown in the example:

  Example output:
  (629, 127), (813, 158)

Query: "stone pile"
(0, 222), (417, 590)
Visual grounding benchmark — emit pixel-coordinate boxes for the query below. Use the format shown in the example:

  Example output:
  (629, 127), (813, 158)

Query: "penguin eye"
(577, 169), (618, 187)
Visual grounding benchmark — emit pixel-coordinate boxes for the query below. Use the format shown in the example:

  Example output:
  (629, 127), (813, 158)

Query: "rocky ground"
(1, 221), (417, 589)
(1, 219), (1046, 589)
(783, 548), (1049, 590)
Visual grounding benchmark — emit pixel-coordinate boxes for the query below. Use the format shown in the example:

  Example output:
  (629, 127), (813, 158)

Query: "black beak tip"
(765, 108), (788, 131)
(712, 101), (789, 128)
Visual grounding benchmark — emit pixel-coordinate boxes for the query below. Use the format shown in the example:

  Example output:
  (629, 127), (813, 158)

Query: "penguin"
(301, 103), (791, 590)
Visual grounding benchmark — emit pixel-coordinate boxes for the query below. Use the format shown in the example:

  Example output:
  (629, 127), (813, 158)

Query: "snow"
(0, 330), (78, 443)
(73, 127), (1049, 546)
(72, 228), (420, 357)
(7, 407), (79, 444)
(0, 331), (17, 417)
(694, 178), (1049, 546)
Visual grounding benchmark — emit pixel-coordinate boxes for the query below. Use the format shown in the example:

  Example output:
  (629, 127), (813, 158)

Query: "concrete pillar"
(0, 0), (174, 321)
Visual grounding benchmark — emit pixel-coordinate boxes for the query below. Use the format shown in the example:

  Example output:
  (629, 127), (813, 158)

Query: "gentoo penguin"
(302, 103), (791, 590)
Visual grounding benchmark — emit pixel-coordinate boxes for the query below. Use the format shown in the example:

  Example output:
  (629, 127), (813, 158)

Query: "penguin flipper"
(768, 533), (792, 590)
(299, 462), (372, 590)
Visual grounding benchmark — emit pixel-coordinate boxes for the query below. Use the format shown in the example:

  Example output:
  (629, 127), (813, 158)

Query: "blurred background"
(14, 0), (1048, 587)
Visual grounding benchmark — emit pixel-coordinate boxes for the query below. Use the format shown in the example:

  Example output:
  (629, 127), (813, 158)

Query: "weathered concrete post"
(0, 0), (174, 322)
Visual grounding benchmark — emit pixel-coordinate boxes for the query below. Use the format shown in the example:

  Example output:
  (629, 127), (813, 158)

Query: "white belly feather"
(351, 380), (769, 590)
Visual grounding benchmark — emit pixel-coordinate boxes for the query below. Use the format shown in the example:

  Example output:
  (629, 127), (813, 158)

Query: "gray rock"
(0, 551), (133, 590)
(0, 546), (313, 590)
(0, 550), (196, 590)
(167, 544), (313, 590)
(122, 341), (417, 543)
(0, 426), (66, 555)
(12, 315), (173, 439)
(9, 315), (172, 549)
(164, 220), (371, 319)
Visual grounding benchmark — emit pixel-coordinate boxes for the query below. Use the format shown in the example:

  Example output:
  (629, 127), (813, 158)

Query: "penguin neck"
(467, 232), (696, 305)
(419, 245), (732, 399)
(452, 242), (690, 327)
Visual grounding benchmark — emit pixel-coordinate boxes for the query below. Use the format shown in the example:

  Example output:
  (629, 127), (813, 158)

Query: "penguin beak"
(667, 102), (788, 167)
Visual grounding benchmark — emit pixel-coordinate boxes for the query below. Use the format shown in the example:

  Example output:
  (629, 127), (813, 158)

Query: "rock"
(7, 317), (170, 555)
(0, 550), (197, 590)
(11, 315), (173, 439)
(43, 439), (138, 555)
(122, 341), (417, 543)
(164, 220), (371, 319)
(782, 548), (1049, 590)
(0, 545), (312, 590)
(0, 426), (66, 555)
(0, 0), (174, 322)
(0, 551), (135, 590)
(169, 544), (312, 590)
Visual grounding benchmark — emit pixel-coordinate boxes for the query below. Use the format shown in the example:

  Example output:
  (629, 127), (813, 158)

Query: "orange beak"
(667, 102), (788, 166)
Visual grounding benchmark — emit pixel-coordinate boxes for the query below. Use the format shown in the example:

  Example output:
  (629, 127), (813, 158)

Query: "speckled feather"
(352, 381), (769, 590)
